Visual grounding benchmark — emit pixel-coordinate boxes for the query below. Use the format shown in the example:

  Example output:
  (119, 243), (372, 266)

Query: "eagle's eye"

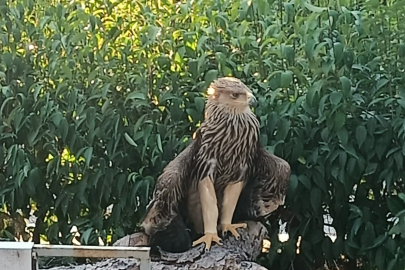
(230, 93), (240, 99)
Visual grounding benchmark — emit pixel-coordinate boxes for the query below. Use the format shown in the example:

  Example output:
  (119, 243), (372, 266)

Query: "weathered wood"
(41, 221), (268, 270)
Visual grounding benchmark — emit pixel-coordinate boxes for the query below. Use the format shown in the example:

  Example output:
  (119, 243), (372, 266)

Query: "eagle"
(140, 77), (291, 253)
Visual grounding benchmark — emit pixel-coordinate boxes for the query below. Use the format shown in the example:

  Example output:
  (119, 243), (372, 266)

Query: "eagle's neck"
(204, 102), (257, 122)
(202, 102), (260, 144)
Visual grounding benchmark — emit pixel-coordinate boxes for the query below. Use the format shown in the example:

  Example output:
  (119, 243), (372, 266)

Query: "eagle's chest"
(210, 135), (251, 174)
(195, 115), (259, 184)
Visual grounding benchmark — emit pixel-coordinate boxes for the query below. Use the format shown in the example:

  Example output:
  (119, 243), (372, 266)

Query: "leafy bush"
(1, 0), (405, 269)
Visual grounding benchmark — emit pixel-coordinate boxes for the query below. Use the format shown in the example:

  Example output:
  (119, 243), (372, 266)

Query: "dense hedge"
(1, 0), (405, 269)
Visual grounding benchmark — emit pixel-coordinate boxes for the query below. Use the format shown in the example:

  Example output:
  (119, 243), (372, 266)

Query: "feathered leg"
(219, 181), (247, 239)
(192, 176), (223, 251)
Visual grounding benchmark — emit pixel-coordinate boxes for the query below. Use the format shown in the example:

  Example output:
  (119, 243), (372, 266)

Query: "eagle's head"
(205, 77), (257, 113)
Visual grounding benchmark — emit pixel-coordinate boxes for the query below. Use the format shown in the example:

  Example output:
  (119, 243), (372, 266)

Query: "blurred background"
(1, 0), (405, 269)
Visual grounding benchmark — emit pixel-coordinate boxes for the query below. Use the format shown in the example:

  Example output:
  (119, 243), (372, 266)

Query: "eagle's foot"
(219, 223), (247, 239)
(192, 232), (223, 251)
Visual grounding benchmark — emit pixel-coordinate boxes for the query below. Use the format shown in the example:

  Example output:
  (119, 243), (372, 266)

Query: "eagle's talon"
(219, 223), (247, 240)
(192, 232), (222, 251)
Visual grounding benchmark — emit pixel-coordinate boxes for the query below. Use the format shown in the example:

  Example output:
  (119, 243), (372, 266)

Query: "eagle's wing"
(235, 145), (291, 221)
(251, 145), (291, 217)
(141, 138), (198, 236)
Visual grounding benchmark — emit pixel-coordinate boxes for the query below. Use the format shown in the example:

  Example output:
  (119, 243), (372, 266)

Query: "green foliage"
(1, 0), (405, 269)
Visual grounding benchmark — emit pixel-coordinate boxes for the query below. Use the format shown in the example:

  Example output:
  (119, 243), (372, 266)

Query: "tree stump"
(41, 221), (268, 270)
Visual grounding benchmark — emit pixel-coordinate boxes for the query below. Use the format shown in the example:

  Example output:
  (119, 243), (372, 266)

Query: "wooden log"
(41, 221), (268, 270)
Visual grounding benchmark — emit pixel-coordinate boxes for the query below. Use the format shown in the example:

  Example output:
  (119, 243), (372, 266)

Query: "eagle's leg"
(192, 176), (223, 251)
(219, 181), (247, 239)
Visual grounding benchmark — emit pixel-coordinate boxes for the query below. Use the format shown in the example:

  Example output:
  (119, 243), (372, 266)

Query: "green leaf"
(70, 32), (86, 43)
(16, 171), (25, 187)
(280, 71), (293, 88)
(2, 230), (15, 240)
(284, 3), (295, 24)
(394, 151), (403, 170)
(188, 59), (199, 78)
(59, 118), (69, 141)
(81, 228), (94, 245)
(313, 167), (327, 192)
(197, 36), (209, 51)
(276, 120), (291, 141)
(124, 133), (137, 147)
(337, 129), (348, 145)
(125, 92), (147, 105)
(204, 69), (218, 84)
(27, 167), (41, 196)
(288, 174), (298, 195)
(83, 147), (93, 168)
(304, 1), (326, 12)
(88, 68), (98, 82)
(134, 114), (148, 133)
(376, 78), (389, 91)
(334, 111), (346, 130)
(341, 142), (359, 159)
(147, 25), (160, 41)
(330, 92), (342, 106)
(356, 125), (367, 148)
(0, 145), (3, 167)
(307, 79), (323, 105)
(311, 187), (322, 212)
(2, 52), (13, 68)
(62, 65), (72, 80)
(351, 218), (362, 235)
(386, 146), (400, 158)
(365, 234), (387, 250)
(260, 134), (268, 146)
(347, 158), (357, 174)
(305, 39), (317, 59)
(291, 138), (303, 161)
(157, 134), (163, 152)
(86, 107), (96, 129)
(47, 223), (60, 243)
(399, 43), (405, 58)
(333, 42), (344, 64)
(282, 45), (295, 65)
(344, 50), (354, 68)
(12, 29), (21, 42)
(194, 97), (205, 113)
(365, 163), (378, 175)
(387, 259), (397, 270)
(375, 247), (386, 270)
(340, 76), (351, 96)
(398, 193), (405, 204)
(298, 175), (311, 190)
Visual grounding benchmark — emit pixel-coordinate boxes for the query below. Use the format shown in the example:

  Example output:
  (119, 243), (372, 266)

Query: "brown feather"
(142, 76), (290, 245)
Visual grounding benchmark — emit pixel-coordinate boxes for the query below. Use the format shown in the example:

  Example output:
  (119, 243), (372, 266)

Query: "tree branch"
(42, 221), (268, 270)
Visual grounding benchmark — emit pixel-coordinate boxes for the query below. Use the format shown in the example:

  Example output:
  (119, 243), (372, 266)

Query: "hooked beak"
(248, 93), (258, 107)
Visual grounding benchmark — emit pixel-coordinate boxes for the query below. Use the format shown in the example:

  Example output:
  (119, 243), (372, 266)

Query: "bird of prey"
(141, 77), (291, 253)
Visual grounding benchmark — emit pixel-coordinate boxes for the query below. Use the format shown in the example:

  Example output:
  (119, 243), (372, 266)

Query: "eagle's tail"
(149, 214), (191, 253)
(141, 198), (192, 253)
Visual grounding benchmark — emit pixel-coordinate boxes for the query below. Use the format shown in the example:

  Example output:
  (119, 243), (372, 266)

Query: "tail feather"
(149, 214), (191, 253)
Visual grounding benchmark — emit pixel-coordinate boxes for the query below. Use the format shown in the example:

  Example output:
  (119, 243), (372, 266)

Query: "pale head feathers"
(206, 77), (256, 113)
